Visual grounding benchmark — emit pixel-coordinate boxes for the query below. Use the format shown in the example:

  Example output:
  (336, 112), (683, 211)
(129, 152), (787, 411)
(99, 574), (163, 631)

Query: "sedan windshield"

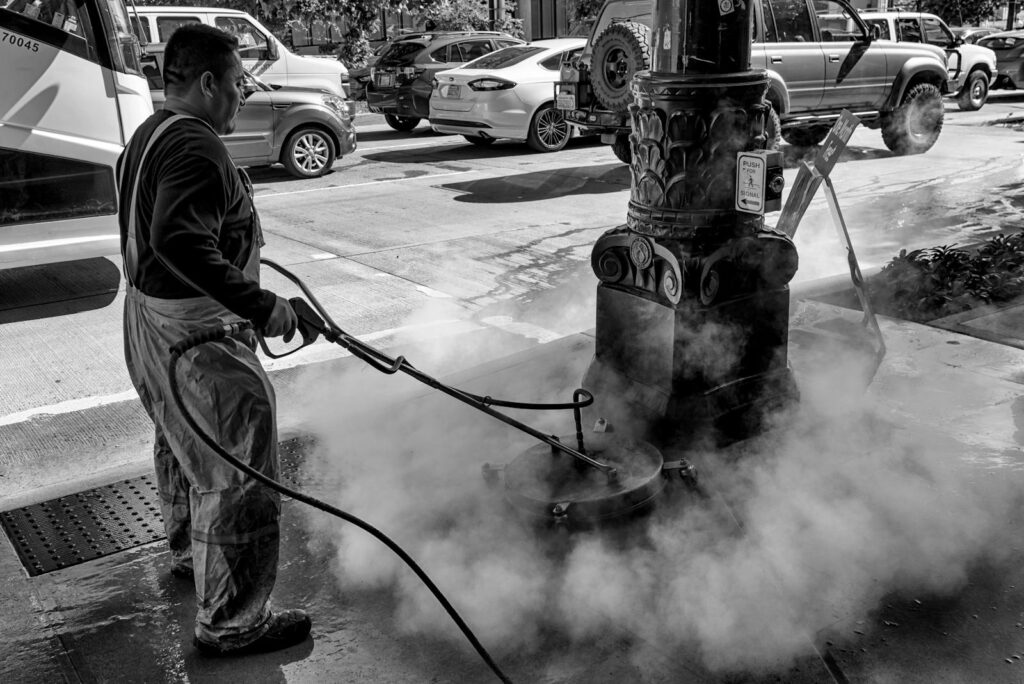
(465, 45), (545, 69)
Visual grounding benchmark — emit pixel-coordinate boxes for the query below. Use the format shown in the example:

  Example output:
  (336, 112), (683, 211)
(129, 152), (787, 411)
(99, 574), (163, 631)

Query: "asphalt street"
(2, 93), (1024, 506)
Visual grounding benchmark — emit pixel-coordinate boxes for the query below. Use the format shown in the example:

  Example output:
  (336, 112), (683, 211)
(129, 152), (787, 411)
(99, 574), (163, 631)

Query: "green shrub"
(869, 232), (1024, 321)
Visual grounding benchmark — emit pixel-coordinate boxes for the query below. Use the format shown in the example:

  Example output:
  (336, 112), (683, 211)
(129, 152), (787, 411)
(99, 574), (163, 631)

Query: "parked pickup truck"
(858, 10), (997, 111)
(556, 0), (957, 162)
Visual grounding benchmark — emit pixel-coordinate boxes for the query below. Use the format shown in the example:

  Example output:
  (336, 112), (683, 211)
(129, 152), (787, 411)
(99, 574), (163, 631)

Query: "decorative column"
(583, 0), (798, 444)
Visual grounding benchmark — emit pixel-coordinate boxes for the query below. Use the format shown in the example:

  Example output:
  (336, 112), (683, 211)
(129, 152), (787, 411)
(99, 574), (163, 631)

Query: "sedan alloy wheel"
(527, 104), (571, 152)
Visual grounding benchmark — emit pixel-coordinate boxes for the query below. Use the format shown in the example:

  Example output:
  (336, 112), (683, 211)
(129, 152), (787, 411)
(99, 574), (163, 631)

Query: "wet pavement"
(4, 285), (1024, 683)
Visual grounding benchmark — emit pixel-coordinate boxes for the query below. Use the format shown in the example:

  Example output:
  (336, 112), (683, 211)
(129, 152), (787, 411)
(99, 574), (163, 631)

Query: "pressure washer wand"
(261, 258), (619, 483)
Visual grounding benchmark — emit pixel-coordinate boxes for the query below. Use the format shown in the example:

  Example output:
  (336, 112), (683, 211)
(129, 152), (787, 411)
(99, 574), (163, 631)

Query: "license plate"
(377, 72), (394, 88)
(441, 84), (461, 99)
(556, 92), (576, 110)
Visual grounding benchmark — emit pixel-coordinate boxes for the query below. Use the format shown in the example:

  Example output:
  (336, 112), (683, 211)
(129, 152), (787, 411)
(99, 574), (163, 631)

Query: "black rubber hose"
(167, 332), (514, 684)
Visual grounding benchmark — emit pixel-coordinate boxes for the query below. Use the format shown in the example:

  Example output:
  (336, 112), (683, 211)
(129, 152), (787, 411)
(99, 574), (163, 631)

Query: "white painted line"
(0, 316), (569, 427)
(415, 285), (453, 299)
(0, 319), (479, 427)
(257, 170), (473, 199)
(480, 315), (565, 344)
(261, 318), (473, 372)
(359, 140), (458, 152)
(0, 390), (137, 427)
(310, 252), (338, 260)
(0, 235), (116, 253)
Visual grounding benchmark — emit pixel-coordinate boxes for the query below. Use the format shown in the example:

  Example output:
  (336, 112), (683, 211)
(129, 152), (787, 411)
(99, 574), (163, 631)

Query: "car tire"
(384, 114), (420, 131)
(526, 104), (571, 152)
(281, 127), (336, 178)
(611, 133), (632, 164)
(881, 82), (944, 155)
(590, 21), (651, 112)
(956, 70), (989, 111)
(463, 135), (496, 146)
(782, 125), (829, 148)
(765, 102), (782, 151)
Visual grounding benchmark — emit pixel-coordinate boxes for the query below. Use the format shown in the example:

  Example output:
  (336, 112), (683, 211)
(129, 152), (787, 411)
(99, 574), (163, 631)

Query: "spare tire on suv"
(590, 21), (651, 112)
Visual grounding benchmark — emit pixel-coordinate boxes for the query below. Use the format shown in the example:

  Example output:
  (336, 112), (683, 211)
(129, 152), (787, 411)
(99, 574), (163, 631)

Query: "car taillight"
(468, 77), (516, 91)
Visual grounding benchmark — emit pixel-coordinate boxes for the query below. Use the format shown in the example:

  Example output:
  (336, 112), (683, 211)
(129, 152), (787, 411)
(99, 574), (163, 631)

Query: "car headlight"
(322, 94), (349, 119)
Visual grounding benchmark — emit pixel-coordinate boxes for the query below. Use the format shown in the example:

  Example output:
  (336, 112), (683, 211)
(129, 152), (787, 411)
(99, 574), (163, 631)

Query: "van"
(131, 6), (349, 98)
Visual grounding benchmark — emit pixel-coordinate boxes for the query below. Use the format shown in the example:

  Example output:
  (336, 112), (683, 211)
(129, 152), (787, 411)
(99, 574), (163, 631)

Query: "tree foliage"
(144, 0), (522, 65)
(890, 0), (1000, 26)
(569, 0), (604, 22)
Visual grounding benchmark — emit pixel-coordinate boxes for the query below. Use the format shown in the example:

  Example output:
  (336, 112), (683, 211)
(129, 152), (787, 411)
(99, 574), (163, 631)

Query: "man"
(117, 23), (309, 656)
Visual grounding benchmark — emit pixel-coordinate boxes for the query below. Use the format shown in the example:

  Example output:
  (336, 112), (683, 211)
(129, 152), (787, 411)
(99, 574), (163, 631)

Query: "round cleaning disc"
(502, 434), (666, 524)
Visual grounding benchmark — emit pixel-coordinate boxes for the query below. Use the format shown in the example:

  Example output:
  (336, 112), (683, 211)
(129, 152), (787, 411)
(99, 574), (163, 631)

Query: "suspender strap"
(119, 114), (197, 286)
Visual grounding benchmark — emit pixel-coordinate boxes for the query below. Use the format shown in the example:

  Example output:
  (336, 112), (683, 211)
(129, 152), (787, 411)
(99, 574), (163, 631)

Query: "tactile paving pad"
(1, 437), (310, 576)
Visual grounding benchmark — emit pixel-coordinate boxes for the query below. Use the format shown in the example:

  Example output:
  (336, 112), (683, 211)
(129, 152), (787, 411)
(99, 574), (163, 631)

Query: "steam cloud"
(290, 295), (1020, 677)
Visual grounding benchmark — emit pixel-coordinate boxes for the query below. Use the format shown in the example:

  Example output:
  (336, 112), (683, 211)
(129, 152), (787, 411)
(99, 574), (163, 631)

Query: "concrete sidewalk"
(3, 289), (1024, 683)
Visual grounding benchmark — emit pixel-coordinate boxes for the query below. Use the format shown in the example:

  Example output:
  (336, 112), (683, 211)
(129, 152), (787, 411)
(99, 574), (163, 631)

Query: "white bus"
(0, 0), (151, 269)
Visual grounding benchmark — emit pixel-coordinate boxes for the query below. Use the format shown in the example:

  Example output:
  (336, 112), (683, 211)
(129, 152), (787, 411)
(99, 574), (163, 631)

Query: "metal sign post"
(777, 110), (886, 383)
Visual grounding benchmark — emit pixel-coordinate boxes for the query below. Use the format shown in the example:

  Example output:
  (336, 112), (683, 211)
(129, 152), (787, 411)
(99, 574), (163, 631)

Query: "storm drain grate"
(0, 437), (311, 576)
(0, 477), (164, 576)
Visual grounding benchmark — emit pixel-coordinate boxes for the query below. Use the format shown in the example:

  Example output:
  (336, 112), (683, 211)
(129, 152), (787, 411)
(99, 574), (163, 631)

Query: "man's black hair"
(163, 23), (239, 90)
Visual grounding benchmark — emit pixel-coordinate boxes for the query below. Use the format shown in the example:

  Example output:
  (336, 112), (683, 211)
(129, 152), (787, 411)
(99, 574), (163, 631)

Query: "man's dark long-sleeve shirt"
(117, 110), (276, 327)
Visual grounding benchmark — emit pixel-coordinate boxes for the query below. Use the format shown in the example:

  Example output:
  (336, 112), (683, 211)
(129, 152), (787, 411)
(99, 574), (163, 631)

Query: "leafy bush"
(869, 232), (1024, 321)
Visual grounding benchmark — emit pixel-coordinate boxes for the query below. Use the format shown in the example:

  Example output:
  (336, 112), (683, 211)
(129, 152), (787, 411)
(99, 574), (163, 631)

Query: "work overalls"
(120, 115), (281, 648)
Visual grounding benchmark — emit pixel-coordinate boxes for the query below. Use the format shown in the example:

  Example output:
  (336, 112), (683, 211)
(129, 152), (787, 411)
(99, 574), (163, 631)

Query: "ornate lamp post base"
(583, 66), (798, 446)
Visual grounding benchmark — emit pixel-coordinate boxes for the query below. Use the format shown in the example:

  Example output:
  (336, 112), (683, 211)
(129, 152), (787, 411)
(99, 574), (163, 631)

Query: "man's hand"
(263, 295), (298, 342)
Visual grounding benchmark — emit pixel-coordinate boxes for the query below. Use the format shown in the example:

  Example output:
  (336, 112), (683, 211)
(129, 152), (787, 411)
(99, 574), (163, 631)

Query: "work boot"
(193, 610), (312, 656)
(169, 562), (194, 580)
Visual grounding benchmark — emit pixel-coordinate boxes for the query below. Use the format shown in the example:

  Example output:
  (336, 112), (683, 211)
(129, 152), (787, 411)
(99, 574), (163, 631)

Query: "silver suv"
(859, 10), (997, 110)
(149, 69), (357, 178)
(558, 0), (954, 160)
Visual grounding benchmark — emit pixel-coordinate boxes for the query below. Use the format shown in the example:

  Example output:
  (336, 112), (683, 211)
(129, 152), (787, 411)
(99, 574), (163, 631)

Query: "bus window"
(3, 0), (87, 38)
(156, 14), (197, 42)
(0, 148), (116, 226)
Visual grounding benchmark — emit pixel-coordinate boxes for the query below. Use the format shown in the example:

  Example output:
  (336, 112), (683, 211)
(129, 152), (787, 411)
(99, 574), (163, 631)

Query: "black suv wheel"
(765, 103), (782, 151)
(782, 125), (829, 148)
(956, 70), (989, 111)
(385, 114), (420, 131)
(881, 82), (944, 155)
(590, 22), (651, 112)
(611, 133), (632, 164)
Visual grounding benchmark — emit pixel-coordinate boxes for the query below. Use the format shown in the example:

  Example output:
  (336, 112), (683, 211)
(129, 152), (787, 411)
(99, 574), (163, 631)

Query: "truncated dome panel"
(1, 438), (308, 576)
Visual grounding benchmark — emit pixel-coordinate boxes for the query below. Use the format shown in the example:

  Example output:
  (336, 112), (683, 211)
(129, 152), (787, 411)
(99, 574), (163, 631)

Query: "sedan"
(951, 26), (1001, 44)
(978, 30), (1024, 89)
(151, 71), (357, 178)
(429, 38), (586, 152)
